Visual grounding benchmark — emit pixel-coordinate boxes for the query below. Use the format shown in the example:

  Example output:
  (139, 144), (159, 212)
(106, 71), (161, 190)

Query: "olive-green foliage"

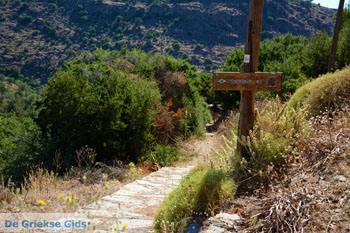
(288, 66), (350, 117)
(337, 7), (350, 69)
(303, 32), (332, 78)
(220, 21), (350, 107)
(222, 34), (309, 94)
(145, 144), (179, 167)
(117, 49), (211, 136)
(37, 49), (161, 166)
(154, 164), (237, 233)
(220, 35), (310, 107)
(197, 72), (215, 104)
(259, 34), (309, 94)
(0, 76), (39, 118)
(213, 97), (309, 179)
(0, 114), (43, 182)
(38, 48), (210, 168)
(244, 97), (309, 173)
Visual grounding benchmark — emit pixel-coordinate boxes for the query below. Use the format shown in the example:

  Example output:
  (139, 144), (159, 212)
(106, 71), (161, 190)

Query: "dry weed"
(231, 105), (350, 232)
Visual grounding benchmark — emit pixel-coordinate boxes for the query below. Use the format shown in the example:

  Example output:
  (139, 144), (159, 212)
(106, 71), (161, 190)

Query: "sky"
(313, 0), (350, 9)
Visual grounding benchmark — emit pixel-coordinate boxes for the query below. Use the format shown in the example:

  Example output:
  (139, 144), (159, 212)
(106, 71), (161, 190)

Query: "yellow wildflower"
(57, 194), (64, 199)
(73, 195), (77, 200)
(65, 197), (72, 204)
(122, 223), (127, 229)
(36, 200), (47, 206)
(105, 184), (110, 190)
(113, 226), (118, 230)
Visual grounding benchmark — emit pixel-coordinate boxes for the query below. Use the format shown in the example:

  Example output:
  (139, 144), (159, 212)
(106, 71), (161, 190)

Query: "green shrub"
(0, 78), (39, 118)
(173, 40), (180, 50)
(116, 49), (211, 137)
(266, 16), (274, 22)
(154, 164), (237, 233)
(213, 97), (309, 179)
(0, 114), (43, 182)
(245, 97), (309, 172)
(19, 15), (32, 25)
(146, 144), (179, 167)
(194, 44), (202, 51)
(43, 24), (57, 38)
(224, 23), (232, 31)
(37, 49), (161, 167)
(303, 32), (332, 78)
(337, 7), (350, 69)
(288, 66), (350, 116)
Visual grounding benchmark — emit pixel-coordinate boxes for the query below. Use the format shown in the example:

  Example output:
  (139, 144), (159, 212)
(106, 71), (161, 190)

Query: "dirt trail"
(78, 132), (222, 233)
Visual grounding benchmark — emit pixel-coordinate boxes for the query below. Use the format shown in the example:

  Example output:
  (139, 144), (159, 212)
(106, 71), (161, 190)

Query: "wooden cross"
(212, 0), (282, 159)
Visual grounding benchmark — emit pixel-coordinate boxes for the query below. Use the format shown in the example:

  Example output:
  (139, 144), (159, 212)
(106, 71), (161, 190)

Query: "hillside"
(0, 0), (335, 84)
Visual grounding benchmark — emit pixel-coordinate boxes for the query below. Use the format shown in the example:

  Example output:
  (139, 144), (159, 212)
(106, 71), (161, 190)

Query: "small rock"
(331, 175), (347, 182)
(204, 225), (226, 233)
(208, 213), (241, 227)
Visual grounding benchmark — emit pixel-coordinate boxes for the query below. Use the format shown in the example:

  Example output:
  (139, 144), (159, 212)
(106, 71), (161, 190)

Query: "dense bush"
(37, 49), (211, 168)
(337, 7), (350, 69)
(288, 66), (350, 117)
(0, 76), (39, 118)
(37, 49), (161, 167)
(303, 32), (332, 78)
(0, 114), (44, 182)
(116, 48), (211, 138)
(220, 34), (309, 107)
(145, 144), (179, 167)
(154, 164), (236, 233)
(213, 97), (309, 180)
(220, 10), (350, 107)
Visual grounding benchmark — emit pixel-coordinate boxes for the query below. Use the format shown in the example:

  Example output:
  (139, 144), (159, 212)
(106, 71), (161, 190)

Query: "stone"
(208, 213), (241, 227)
(331, 175), (347, 182)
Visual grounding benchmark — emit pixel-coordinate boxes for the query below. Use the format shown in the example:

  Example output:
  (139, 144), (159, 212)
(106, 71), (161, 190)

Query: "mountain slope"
(0, 0), (335, 84)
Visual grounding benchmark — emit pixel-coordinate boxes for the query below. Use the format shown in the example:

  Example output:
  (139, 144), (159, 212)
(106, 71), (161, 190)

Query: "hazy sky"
(313, 0), (349, 9)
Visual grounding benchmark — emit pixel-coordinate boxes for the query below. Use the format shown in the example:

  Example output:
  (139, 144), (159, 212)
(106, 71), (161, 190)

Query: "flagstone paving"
(79, 132), (220, 232)
(79, 166), (195, 232)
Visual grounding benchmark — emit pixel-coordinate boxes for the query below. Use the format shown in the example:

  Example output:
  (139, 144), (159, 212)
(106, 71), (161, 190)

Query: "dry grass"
(0, 160), (153, 213)
(226, 105), (350, 232)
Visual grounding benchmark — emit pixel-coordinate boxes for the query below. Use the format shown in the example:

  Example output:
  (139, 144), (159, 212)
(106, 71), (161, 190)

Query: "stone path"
(79, 133), (220, 232)
(79, 166), (195, 232)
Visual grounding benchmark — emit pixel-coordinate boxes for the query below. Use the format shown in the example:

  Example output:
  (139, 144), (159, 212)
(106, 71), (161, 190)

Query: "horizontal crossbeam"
(213, 72), (282, 91)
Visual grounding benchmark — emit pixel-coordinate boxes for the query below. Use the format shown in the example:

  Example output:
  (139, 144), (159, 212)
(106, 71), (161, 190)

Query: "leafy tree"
(37, 49), (161, 166)
(303, 32), (332, 78)
(0, 114), (43, 182)
(259, 34), (309, 93)
(0, 77), (39, 118)
(336, 6), (350, 69)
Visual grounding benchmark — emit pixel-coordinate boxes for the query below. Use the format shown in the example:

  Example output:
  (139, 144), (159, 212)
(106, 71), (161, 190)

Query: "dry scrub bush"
(238, 106), (350, 232)
(288, 66), (350, 117)
(154, 164), (236, 233)
(213, 97), (310, 181)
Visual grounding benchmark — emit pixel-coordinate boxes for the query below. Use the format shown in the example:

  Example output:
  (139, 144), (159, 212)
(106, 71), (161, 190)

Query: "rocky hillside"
(0, 0), (335, 84)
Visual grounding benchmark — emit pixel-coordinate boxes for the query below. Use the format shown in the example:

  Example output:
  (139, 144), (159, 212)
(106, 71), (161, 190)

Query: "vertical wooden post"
(328, 0), (345, 73)
(237, 0), (264, 159)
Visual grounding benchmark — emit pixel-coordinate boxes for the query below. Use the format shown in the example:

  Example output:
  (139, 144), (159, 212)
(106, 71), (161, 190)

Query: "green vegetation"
(154, 96), (310, 232)
(213, 97), (309, 178)
(0, 114), (44, 181)
(219, 19), (350, 107)
(224, 23), (233, 31)
(154, 164), (237, 232)
(146, 145), (179, 167)
(19, 15), (32, 25)
(36, 48), (210, 170)
(37, 49), (161, 167)
(0, 77), (39, 118)
(288, 66), (350, 117)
